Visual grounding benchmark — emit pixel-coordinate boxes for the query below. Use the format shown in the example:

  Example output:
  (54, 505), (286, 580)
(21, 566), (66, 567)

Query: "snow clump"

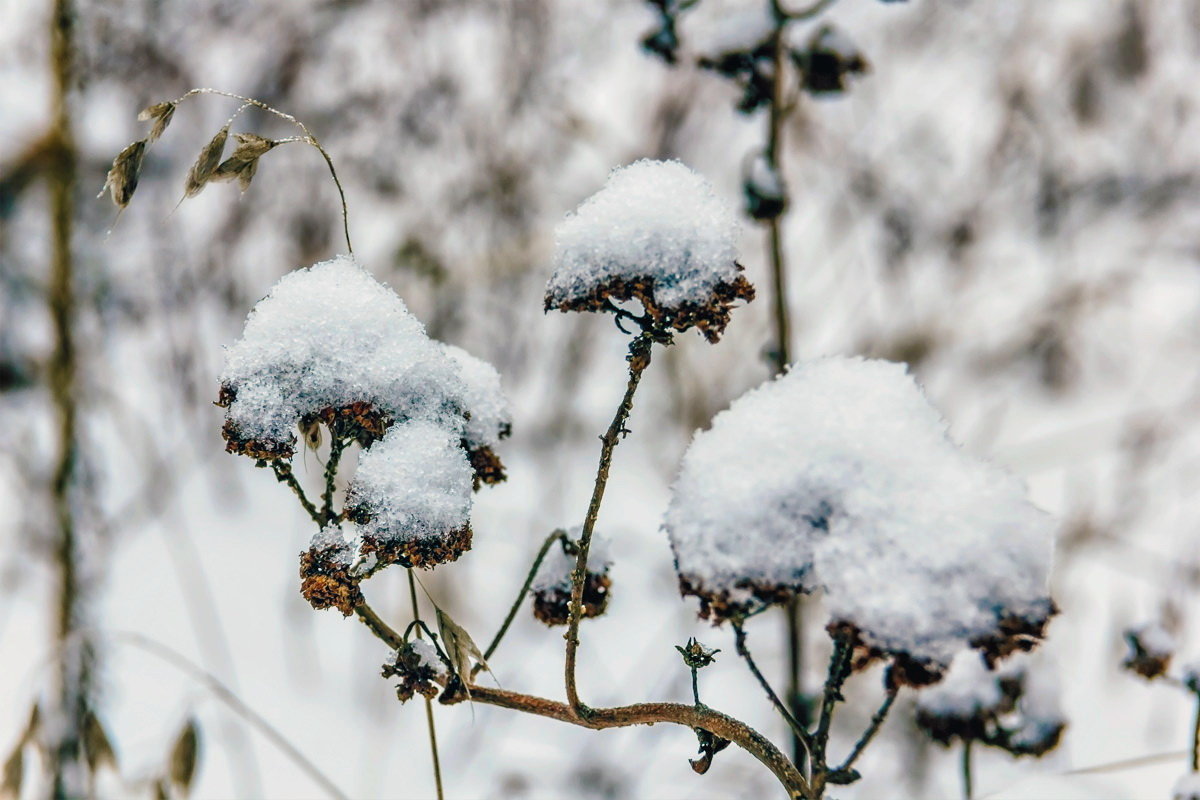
(663, 356), (1056, 680)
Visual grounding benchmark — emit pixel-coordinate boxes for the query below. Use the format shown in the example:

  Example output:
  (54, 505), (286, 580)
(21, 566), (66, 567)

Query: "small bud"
(675, 637), (720, 670)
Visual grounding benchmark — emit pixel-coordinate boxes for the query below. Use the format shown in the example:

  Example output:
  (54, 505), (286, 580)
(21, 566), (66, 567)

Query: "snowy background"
(3, 0), (1200, 797)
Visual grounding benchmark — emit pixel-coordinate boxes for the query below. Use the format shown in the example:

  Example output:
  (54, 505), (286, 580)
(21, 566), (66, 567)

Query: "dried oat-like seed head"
(97, 139), (148, 209)
(137, 101), (176, 143)
(530, 531), (612, 626)
(545, 159), (753, 343)
(212, 133), (279, 192)
(183, 123), (230, 198)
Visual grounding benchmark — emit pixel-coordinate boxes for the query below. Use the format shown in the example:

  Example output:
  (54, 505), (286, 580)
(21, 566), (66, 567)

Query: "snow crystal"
(346, 420), (473, 543)
(442, 344), (511, 451)
(663, 356), (1055, 668)
(546, 159), (741, 311)
(1175, 771), (1200, 800)
(531, 531), (612, 593)
(220, 255), (468, 446)
(408, 638), (447, 677)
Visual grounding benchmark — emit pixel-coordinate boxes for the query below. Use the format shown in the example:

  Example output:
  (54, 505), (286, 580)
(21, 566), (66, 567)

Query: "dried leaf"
(183, 125), (230, 198)
(435, 608), (488, 688)
(138, 101), (176, 142)
(83, 710), (117, 772)
(1, 745), (22, 800)
(97, 139), (148, 208)
(168, 718), (199, 794)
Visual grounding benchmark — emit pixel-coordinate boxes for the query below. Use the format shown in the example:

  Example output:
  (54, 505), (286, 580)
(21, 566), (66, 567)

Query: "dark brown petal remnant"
(532, 571), (612, 626)
(381, 642), (449, 703)
(677, 573), (805, 624)
(466, 444), (506, 489)
(348, 522), (474, 572)
(545, 267), (755, 343)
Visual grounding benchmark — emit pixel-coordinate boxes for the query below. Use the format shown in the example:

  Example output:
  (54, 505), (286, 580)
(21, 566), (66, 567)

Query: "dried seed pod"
(183, 124), (230, 198)
(213, 133), (278, 192)
(138, 101), (176, 142)
(168, 718), (199, 795)
(98, 139), (148, 209)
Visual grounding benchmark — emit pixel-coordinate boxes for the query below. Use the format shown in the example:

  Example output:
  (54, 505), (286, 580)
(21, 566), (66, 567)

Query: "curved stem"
(271, 461), (322, 524)
(832, 685), (898, 775)
(112, 632), (349, 800)
(354, 603), (404, 650)
(477, 529), (568, 671)
(564, 333), (655, 716)
(174, 88), (353, 253)
(466, 685), (811, 799)
(733, 623), (812, 759)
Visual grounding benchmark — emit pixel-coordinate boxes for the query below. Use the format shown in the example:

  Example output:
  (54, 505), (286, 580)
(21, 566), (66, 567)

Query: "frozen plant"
(1120, 620), (1200, 784)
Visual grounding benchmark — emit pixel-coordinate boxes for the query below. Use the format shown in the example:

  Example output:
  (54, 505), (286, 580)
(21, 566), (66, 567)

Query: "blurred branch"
(477, 528), (568, 671)
(112, 631), (349, 800)
(733, 622), (812, 757)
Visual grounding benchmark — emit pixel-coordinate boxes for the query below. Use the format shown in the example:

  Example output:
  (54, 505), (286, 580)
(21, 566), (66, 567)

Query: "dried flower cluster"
(382, 639), (449, 703)
(529, 534), (612, 626)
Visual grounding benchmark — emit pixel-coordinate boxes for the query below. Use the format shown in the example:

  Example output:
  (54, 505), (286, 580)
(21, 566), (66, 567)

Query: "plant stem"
(114, 632), (349, 800)
(176, 88), (353, 253)
(733, 623), (812, 757)
(564, 333), (655, 716)
(832, 685), (899, 776)
(407, 570), (444, 800)
(1191, 691), (1200, 772)
(271, 461), (322, 524)
(961, 740), (974, 800)
(477, 529), (567, 672)
(354, 603), (404, 650)
(465, 685), (812, 799)
(809, 634), (854, 796)
(47, 1), (90, 795)
(321, 436), (346, 524)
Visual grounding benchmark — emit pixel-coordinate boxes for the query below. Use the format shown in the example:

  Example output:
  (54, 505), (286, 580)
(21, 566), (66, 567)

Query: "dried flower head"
(915, 651), (1065, 758)
(1122, 622), (1175, 680)
(382, 639), (449, 703)
(299, 528), (363, 616)
(545, 160), (753, 343)
(530, 533), (612, 626)
(665, 357), (1056, 676)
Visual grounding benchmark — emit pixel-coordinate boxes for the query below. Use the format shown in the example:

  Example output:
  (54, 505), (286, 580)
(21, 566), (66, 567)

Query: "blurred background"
(2, 0), (1199, 797)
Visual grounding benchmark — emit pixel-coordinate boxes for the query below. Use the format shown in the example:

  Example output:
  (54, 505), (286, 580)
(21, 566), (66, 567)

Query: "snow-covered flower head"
(529, 530), (613, 626)
(545, 160), (754, 342)
(664, 356), (1056, 681)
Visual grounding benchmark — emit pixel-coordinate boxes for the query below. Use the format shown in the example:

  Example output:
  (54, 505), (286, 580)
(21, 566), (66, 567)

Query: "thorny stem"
(270, 461), (322, 524)
(173, 88), (353, 253)
(961, 739), (974, 800)
(832, 683), (899, 776)
(407, 570), (445, 800)
(733, 623), (812, 758)
(114, 632), (349, 800)
(476, 529), (569, 673)
(564, 332), (656, 717)
(463, 685), (812, 799)
(321, 436), (346, 524)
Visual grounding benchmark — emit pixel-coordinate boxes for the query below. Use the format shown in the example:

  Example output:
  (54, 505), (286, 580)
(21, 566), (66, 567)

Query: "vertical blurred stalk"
(47, 0), (91, 795)
(766, 3), (808, 771)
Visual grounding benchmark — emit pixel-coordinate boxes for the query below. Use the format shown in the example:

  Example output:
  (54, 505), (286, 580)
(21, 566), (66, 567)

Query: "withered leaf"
(1, 745), (22, 800)
(168, 718), (199, 794)
(183, 124), (230, 198)
(98, 139), (148, 209)
(82, 710), (117, 772)
(138, 101), (176, 142)
(435, 608), (488, 690)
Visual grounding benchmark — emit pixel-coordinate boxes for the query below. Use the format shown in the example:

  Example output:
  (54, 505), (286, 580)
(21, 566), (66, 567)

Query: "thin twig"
(271, 461), (322, 524)
(733, 622), (812, 757)
(809, 634), (855, 794)
(832, 684), (899, 775)
(174, 88), (353, 253)
(477, 529), (568, 671)
(564, 333), (655, 717)
(354, 603), (404, 650)
(1192, 691), (1200, 772)
(406, 570), (445, 800)
(321, 436), (346, 524)
(112, 632), (350, 800)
